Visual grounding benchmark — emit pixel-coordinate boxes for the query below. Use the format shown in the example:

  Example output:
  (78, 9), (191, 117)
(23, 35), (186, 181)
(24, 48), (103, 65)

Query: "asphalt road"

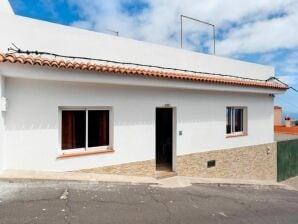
(0, 181), (297, 224)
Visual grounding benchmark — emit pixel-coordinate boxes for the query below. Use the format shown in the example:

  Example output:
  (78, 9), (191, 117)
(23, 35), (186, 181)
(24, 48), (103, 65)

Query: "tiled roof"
(0, 53), (288, 90)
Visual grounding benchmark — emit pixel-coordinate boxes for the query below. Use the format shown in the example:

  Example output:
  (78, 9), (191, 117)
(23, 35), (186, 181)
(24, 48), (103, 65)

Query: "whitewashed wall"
(0, 8), (278, 171)
(2, 77), (274, 171)
(0, 13), (274, 80)
(0, 0), (14, 15)
(0, 75), (5, 169)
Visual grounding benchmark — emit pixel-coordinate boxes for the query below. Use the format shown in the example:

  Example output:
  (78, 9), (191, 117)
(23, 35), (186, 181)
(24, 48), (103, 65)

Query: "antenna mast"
(180, 15), (216, 54)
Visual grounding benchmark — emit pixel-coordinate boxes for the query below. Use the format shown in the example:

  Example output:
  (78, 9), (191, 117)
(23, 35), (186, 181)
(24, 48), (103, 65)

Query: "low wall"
(82, 142), (277, 181)
(177, 142), (276, 181)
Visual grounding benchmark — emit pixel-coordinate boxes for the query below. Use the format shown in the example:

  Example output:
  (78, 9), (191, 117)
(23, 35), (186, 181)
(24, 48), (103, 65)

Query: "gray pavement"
(0, 180), (298, 224)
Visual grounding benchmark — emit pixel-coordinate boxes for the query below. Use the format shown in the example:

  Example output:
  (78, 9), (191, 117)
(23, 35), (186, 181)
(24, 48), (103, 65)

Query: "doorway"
(156, 108), (173, 171)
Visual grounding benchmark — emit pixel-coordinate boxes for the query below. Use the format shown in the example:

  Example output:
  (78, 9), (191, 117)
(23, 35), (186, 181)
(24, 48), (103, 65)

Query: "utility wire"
(8, 44), (298, 114)
(8, 45), (298, 111)
(268, 77), (298, 112)
(8, 44), (298, 93)
(276, 97), (298, 112)
(267, 77), (298, 93)
(7, 43), (273, 83)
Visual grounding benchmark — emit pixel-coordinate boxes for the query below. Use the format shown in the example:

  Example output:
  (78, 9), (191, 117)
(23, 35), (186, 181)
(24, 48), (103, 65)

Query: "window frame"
(226, 106), (248, 137)
(58, 106), (113, 154)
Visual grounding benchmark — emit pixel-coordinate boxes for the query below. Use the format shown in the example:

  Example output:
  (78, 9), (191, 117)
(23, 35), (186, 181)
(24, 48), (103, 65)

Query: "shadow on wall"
(4, 77), (272, 131)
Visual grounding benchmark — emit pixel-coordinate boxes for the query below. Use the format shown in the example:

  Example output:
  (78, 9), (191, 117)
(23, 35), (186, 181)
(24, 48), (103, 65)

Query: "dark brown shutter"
(62, 111), (86, 150)
(88, 110), (109, 147)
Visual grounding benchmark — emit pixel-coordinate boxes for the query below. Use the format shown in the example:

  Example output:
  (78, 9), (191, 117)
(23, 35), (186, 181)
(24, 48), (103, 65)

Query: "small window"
(61, 108), (111, 151)
(226, 107), (247, 136)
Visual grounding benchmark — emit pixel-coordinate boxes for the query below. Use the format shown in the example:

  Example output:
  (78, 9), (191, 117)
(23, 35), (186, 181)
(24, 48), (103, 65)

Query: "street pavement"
(0, 180), (297, 224)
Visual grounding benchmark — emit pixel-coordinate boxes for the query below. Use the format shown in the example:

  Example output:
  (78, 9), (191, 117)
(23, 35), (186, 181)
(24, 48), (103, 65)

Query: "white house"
(0, 1), (287, 180)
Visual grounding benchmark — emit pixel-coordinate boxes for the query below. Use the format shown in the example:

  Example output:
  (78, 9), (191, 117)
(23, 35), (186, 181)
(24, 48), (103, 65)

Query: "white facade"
(0, 0), (14, 15)
(2, 77), (275, 171)
(0, 5), (285, 171)
(0, 75), (5, 169)
(0, 13), (274, 80)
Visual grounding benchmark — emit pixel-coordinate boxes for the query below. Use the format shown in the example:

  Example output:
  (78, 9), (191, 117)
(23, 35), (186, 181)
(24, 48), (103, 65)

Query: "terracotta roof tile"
(0, 53), (288, 90)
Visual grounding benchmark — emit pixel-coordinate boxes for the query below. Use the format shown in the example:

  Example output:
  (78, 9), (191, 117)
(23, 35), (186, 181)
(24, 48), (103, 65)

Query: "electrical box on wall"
(0, 97), (7, 112)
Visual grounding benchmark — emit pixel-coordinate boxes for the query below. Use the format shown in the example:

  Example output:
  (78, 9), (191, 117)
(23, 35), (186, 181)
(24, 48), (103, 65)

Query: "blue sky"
(9, 0), (81, 25)
(8, 0), (298, 117)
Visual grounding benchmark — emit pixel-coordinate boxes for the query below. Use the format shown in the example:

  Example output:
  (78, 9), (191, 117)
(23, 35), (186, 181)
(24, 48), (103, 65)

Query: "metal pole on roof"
(180, 15), (216, 54)
(180, 15), (183, 49)
(213, 25), (216, 55)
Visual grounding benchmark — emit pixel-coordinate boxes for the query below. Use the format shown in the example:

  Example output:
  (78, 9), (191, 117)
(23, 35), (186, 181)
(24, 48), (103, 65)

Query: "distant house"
(274, 106), (282, 126)
(0, 1), (288, 180)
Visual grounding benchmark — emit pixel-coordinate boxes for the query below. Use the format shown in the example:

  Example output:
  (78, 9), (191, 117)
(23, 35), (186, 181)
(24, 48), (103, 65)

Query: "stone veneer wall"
(81, 142), (277, 181)
(81, 159), (155, 177)
(176, 142), (277, 181)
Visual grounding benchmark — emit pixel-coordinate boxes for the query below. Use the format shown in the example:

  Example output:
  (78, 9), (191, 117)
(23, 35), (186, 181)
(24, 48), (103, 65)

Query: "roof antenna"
(180, 15), (216, 55)
(8, 43), (21, 53)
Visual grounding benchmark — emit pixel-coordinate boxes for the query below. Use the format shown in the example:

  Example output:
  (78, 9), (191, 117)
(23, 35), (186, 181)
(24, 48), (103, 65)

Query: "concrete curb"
(0, 170), (291, 189)
(0, 177), (291, 190)
(0, 178), (158, 186)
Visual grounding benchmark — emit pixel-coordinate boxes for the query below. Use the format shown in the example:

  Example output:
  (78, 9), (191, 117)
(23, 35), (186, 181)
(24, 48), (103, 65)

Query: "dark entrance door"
(156, 108), (173, 171)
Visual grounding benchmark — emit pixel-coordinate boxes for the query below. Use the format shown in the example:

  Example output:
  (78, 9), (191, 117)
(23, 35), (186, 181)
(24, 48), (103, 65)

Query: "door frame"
(155, 106), (177, 172)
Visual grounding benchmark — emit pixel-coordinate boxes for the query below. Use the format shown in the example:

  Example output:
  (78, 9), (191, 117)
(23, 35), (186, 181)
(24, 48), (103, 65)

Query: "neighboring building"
(275, 125), (298, 135)
(274, 106), (282, 126)
(0, 1), (288, 180)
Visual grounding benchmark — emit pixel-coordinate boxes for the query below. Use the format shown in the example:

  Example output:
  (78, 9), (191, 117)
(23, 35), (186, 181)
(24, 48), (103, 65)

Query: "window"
(88, 110), (109, 148)
(226, 107), (247, 136)
(62, 111), (86, 150)
(61, 108), (110, 151)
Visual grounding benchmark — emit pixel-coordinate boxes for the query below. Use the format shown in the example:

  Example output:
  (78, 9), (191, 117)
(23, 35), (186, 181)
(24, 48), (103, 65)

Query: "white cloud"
(259, 50), (298, 76)
(216, 12), (298, 55)
(282, 51), (298, 75)
(68, 0), (298, 56)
